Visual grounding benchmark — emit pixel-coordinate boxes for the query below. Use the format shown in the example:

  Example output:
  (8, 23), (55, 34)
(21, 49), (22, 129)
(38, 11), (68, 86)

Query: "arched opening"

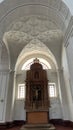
(21, 58), (51, 70)
(12, 41), (63, 121)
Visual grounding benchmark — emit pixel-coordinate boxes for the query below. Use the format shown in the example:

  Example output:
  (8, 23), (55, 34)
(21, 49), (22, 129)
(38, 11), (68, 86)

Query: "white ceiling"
(0, 0), (71, 71)
(3, 15), (63, 71)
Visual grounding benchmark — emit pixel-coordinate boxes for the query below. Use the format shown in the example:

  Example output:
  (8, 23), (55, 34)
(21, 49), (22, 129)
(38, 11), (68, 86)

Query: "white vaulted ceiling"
(3, 15), (63, 71)
(0, 0), (72, 71)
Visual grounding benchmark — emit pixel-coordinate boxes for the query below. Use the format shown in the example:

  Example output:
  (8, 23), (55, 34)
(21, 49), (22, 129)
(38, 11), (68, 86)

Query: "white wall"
(5, 71), (15, 122)
(67, 37), (73, 98)
(47, 70), (62, 119)
(0, 44), (10, 123)
(13, 73), (26, 121)
(62, 44), (73, 121)
(66, 38), (73, 121)
(0, 71), (9, 122)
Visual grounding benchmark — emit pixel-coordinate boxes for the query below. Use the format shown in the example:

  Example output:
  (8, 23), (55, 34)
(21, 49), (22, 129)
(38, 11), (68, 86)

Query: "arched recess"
(2, 13), (64, 122)
(15, 40), (58, 73)
(0, 0), (71, 41)
(12, 41), (64, 121)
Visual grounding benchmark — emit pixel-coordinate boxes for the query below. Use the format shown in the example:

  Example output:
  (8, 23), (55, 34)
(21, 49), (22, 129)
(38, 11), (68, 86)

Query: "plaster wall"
(5, 71), (15, 122)
(66, 37), (73, 98)
(13, 72), (26, 121)
(62, 44), (73, 121)
(66, 38), (73, 121)
(0, 45), (9, 122)
(0, 71), (9, 122)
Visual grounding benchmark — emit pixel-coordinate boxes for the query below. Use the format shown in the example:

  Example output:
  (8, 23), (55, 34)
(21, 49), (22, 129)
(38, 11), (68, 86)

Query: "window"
(48, 83), (57, 97)
(17, 84), (25, 99)
(17, 83), (57, 99)
(21, 58), (51, 70)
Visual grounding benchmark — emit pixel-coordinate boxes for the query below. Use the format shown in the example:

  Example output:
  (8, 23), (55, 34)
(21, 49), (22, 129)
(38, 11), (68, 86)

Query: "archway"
(13, 41), (63, 121)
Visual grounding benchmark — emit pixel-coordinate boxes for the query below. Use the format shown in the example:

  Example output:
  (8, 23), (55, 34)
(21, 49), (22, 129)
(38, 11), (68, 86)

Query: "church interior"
(0, 0), (73, 130)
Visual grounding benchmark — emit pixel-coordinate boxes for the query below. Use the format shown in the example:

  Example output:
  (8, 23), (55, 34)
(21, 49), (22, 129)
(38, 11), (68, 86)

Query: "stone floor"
(20, 124), (56, 130)
(5, 125), (73, 130)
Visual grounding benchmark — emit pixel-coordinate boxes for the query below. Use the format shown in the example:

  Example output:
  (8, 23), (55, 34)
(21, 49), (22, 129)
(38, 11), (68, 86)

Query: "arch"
(15, 40), (58, 73)
(0, 0), (71, 39)
(0, 0), (70, 71)
(21, 57), (52, 70)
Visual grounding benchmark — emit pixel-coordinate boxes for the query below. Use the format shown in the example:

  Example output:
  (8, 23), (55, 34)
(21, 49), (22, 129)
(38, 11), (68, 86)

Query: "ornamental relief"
(3, 15), (63, 57)
(4, 29), (63, 45)
(7, 15), (58, 36)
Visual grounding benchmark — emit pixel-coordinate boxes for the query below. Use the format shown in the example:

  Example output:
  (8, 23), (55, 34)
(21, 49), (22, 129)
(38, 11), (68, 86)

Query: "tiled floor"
(5, 125), (73, 130)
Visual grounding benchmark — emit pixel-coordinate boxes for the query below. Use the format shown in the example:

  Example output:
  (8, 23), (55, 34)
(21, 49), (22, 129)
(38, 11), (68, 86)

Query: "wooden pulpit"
(25, 58), (50, 124)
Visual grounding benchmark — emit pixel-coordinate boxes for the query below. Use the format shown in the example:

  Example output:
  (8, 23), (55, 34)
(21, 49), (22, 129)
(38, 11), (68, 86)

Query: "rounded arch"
(0, 0), (71, 39)
(15, 40), (58, 73)
(0, 0), (70, 71)
(21, 57), (52, 70)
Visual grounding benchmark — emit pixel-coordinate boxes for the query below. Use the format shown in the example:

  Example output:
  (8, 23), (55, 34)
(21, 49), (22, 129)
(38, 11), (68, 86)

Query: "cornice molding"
(64, 17), (73, 47)
(0, 69), (15, 73)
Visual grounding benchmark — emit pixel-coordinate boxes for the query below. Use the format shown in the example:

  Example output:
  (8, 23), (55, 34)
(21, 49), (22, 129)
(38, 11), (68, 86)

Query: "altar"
(21, 58), (56, 130)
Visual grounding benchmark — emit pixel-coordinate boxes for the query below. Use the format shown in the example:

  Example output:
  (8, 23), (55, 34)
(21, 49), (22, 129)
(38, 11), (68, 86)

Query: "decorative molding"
(0, 69), (15, 74)
(9, 15), (58, 32)
(37, 30), (63, 43)
(64, 17), (73, 47)
(24, 39), (51, 52)
(4, 31), (33, 45)
(0, 0), (71, 42)
(3, 15), (60, 45)
(0, 0), (70, 27)
(4, 29), (63, 47)
(64, 26), (73, 48)
(3, 16), (63, 67)
(59, 1), (69, 20)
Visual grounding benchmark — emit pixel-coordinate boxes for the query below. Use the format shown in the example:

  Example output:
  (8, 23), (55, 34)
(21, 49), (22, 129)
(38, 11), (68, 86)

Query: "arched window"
(21, 58), (51, 70)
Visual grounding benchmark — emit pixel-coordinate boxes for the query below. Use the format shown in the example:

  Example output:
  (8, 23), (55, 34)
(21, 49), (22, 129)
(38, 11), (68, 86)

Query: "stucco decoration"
(8, 15), (58, 37)
(4, 16), (63, 45)
(3, 31), (33, 45)
(23, 38), (51, 52)
(15, 39), (58, 72)
(3, 15), (63, 70)
(4, 29), (63, 46)
(37, 30), (63, 43)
